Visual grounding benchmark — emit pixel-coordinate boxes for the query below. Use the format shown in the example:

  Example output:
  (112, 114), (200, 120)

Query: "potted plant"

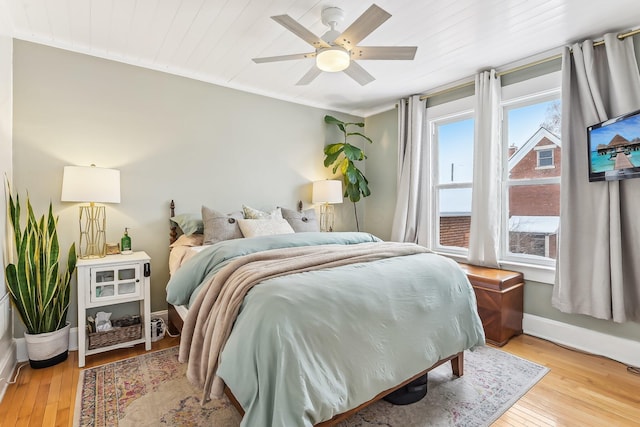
(4, 184), (77, 368)
(323, 115), (372, 231)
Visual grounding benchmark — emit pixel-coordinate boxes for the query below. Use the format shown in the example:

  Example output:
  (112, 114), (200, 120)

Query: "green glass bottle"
(121, 228), (132, 254)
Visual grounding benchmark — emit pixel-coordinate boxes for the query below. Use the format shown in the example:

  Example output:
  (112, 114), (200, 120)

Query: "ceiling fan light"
(316, 47), (350, 72)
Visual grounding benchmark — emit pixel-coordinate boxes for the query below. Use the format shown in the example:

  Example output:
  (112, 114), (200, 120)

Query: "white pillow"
(242, 205), (283, 219)
(238, 218), (295, 238)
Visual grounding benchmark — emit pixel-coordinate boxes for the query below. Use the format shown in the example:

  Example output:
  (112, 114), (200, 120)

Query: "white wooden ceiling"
(3, 0), (640, 116)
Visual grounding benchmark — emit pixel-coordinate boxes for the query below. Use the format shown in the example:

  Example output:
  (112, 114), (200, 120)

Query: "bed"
(166, 201), (485, 427)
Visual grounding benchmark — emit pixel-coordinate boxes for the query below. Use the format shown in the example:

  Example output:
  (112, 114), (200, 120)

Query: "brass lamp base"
(78, 204), (106, 258)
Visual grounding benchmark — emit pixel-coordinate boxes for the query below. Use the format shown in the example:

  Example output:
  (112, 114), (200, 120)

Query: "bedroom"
(0, 0), (639, 425)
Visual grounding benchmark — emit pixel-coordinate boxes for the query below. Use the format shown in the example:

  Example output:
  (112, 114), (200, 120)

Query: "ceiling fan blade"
(343, 61), (375, 86)
(351, 46), (417, 60)
(253, 52), (316, 63)
(296, 66), (323, 85)
(334, 5), (391, 50)
(272, 15), (330, 49)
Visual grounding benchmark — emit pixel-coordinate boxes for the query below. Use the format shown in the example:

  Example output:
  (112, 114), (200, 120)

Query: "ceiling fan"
(252, 4), (417, 86)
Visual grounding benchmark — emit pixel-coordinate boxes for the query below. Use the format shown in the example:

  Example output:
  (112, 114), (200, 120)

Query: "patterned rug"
(74, 345), (548, 427)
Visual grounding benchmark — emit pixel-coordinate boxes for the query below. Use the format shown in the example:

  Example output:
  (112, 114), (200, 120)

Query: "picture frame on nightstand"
(106, 243), (121, 255)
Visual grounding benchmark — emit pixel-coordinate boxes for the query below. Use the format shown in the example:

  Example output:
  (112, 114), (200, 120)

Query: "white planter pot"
(24, 323), (70, 369)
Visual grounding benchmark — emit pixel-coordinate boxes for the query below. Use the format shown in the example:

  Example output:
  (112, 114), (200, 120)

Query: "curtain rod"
(416, 27), (640, 102)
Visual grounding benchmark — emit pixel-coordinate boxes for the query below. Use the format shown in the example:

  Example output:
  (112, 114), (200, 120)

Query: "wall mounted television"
(587, 108), (640, 182)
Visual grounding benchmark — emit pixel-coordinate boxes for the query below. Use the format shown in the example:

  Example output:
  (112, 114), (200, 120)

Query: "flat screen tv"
(587, 108), (640, 182)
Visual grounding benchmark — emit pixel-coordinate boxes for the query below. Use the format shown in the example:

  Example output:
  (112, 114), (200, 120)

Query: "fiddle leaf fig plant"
(323, 115), (373, 231)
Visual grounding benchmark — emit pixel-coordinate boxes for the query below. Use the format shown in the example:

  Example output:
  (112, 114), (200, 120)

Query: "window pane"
(508, 183), (560, 259)
(507, 100), (561, 150)
(538, 150), (553, 167)
(437, 118), (474, 184)
(505, 98), (561, 263)
(434, 115), (474, 252)
(438, 187), (472, 249)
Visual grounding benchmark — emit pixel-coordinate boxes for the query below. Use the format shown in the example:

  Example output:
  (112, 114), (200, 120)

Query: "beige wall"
(12, 40), (362, 333)
(363, 108), (398, 240)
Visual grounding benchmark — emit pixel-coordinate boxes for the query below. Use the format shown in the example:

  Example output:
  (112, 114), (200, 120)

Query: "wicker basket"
(88, 324), (142, 350)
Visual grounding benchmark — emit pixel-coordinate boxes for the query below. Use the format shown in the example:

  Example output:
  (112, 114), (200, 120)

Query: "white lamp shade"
(312, 180), (343, 204)
(316, 47), (350, 72)
(61, 166), (121, 203)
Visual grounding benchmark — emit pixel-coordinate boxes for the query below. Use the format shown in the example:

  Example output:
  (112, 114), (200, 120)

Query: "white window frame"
(536, 147), (554, 169)
(500, 71), (562, 283)
(424, 95), (474, 257)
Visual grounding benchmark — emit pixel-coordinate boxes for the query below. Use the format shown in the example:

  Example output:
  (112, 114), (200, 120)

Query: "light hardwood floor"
(493, 335), (640, 426)
(0, 334), (638, 426)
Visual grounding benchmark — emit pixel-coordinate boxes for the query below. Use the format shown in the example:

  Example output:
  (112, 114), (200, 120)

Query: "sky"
(507, 101), (558, 148)
(437, 99), (558, 213)
(588, 113), (640, 151)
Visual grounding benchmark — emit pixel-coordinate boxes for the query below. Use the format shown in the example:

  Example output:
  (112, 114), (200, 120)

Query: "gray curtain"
(552, 33), (640, 322)
(391, 95), (429, 245)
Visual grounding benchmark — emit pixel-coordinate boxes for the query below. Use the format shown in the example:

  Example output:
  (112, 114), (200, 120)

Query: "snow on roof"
(509, 215), (559, 234)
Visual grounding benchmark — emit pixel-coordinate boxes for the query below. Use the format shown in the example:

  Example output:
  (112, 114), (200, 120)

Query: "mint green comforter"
(166, 232), (485, 426)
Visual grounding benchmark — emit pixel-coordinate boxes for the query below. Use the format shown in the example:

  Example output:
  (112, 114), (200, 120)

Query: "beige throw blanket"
(178, 241), (430, 402)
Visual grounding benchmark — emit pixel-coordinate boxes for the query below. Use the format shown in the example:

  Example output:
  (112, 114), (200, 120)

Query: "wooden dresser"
(458, 263), (524, 346)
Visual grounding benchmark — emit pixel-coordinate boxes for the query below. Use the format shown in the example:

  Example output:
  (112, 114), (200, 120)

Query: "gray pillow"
(202, 206), (244, 244)
(280, 207), (320, 232)
(170, 213), (204, 235)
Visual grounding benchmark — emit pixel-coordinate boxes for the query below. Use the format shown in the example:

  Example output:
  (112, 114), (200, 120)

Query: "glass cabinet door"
(94, 270), (116, 299)
(89, 263), (141, 304)
(118, 268), (137, 295)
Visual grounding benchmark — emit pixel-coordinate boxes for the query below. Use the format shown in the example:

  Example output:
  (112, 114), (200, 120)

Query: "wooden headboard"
(169, 199), (305, 246)
(169, 200), (177, 245)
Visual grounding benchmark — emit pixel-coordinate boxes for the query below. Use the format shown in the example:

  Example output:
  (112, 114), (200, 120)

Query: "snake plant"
(323, 115), (372, 231)
(5, 185), (77, 334)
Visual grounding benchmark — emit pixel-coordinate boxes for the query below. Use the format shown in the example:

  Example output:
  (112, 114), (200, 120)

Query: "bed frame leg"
(167, 304), (182, 335)
(451, 351), (464, 377)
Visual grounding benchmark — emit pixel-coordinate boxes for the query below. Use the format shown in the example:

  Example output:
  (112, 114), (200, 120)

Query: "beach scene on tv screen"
(590, 114), (640, 173)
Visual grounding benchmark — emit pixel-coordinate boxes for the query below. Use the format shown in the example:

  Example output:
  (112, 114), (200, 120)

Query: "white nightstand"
(76, 251), (152, 367)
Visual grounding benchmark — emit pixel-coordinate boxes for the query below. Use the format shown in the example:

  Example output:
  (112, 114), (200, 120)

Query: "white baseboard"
(152, 310), (168, 324)
(0, 340), (16, 402)
(523, 313), (640, 368)
(15, 311), (169, 362)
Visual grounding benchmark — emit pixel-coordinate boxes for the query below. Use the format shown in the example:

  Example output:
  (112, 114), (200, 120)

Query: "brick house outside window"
(439, 127), (561, 258)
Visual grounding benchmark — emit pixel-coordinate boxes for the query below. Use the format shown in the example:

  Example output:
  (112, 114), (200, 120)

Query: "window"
(428, 104), (474, 254)
(423, 71), (561, 281)
(503, 93), (561, 267)
(536, 148), (554, 168)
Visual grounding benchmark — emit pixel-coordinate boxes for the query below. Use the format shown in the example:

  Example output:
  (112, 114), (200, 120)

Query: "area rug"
(74, 345), (548, 427)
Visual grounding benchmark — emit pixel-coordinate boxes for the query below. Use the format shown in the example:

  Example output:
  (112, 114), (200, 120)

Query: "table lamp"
(61, 165), (121, 258)
(312, 180), (343, 232)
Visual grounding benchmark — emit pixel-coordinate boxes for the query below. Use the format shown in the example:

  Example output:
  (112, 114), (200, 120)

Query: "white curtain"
(468, 70), (502, 267)
(391, 95), (429, 245)
(552, 33), (640, 322)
